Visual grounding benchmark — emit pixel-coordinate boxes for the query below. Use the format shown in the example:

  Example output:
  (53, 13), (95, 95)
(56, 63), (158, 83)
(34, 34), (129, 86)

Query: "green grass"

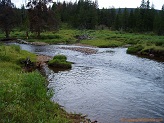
(48, 54), (72, 69)
(0, 44), (71, 123)
(81, 39), (124, 47)
(1, 29), (164, 59)
(1, 29), (164, 47)
(6, 30), (79, 44)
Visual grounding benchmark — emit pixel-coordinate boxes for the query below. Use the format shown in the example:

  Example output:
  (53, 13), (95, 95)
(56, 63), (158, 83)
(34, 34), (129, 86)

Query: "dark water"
(13, 43), (164, 123)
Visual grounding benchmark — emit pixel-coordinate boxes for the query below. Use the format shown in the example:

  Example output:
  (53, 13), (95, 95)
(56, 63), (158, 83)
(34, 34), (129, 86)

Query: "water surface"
(16, 43), (164, 123)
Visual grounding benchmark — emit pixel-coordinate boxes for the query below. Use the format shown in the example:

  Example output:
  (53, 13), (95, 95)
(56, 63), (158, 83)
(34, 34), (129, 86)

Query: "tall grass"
(0, 45), (70, 123)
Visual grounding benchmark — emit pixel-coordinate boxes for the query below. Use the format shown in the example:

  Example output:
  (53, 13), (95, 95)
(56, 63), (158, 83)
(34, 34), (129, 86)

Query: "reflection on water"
(14, 43), (164, 123)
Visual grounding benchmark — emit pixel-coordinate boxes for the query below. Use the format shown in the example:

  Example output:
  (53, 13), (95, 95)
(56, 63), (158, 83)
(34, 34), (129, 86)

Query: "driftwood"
(20, 57), (35, 72)
(24, 57), (33, 67)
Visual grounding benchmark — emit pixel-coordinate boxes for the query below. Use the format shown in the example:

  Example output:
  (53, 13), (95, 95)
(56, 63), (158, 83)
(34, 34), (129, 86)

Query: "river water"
(14, 43), (164, 123)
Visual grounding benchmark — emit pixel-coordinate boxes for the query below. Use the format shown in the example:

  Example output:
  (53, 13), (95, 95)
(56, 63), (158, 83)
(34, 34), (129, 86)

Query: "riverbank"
(1, 29), (163, 61)
(0, 44), (93, 123)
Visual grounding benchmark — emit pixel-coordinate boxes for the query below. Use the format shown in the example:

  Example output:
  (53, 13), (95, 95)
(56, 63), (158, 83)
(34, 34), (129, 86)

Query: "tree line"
(0, 0), (164, 38)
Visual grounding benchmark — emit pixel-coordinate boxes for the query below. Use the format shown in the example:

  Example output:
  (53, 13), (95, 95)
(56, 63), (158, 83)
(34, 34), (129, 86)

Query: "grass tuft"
(48, 54), (72, 69)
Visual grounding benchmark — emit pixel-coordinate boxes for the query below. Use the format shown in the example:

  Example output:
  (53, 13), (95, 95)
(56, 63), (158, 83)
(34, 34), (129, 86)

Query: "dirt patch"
(36, 55), (52, 67)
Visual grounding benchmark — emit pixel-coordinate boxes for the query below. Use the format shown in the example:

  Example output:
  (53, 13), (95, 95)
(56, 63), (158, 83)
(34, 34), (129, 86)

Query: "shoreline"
(3, 39), (164, 62)
(35, 54), (97, 123)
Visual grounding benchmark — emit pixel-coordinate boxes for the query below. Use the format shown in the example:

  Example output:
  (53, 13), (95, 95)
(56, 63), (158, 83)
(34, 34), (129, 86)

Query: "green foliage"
(48, 55), (72, 69)
(27, 0), (58, 38)
(0, 0), (16, 38)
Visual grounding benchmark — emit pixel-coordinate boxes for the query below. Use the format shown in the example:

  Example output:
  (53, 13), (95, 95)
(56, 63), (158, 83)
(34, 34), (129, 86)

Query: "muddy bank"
(36, 55), (52, 66)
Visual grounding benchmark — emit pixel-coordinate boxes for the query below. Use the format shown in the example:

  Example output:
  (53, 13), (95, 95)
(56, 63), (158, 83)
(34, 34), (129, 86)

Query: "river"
(13, 43), (164, 123)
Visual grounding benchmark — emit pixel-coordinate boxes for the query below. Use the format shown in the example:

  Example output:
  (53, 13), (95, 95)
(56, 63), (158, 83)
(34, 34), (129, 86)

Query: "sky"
(13, 0), (163, 10)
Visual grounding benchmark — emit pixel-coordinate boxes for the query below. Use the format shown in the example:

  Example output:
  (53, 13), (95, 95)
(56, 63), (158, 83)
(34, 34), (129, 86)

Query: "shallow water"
(14, 43), (164, 123)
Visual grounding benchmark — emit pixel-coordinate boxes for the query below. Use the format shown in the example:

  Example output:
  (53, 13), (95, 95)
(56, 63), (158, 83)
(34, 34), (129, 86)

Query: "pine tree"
(20, 4), (30, 39)
(162, 4), (164, 10)
(122, 8), (129, 31)
(114, 8), (122, 30)
(146, 0), (150, 9)
(0, 0), (16, 38)
(128, 10), (135, 31)
(140, 0), (146, 9)
(26, 0), (57, 37)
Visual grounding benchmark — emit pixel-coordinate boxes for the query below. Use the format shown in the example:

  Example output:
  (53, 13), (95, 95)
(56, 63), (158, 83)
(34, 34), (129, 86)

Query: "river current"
(14, 43), (164, 123)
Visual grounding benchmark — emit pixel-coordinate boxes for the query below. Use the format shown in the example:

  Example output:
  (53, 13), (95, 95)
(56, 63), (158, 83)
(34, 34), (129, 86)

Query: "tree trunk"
(37, 30), (40, 38)
(5, 30), (9, 38)
(26, 31), (29, 39)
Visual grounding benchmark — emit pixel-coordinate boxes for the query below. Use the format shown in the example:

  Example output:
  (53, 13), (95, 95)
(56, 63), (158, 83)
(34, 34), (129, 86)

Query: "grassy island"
(48, 54), (72, 69)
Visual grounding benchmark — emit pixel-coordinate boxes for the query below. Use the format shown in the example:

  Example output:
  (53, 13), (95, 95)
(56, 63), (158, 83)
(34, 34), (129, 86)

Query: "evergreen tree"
(73, 0), (98, 29)
(52, 2), (61, 24)
(140, 0), (146, 9)
(114, 8), (122, 30)
(26, 0), (57, 37)
(108, 8), (116, 29)
(146, 0), (150, 9)
(162, 4), (164, 10)
(0, 0), (16, 38)
(128, 9), (135, 31)
(98, 8), (110, 28)
(19, 4), (30, 38)
(122, 8), (129, 31)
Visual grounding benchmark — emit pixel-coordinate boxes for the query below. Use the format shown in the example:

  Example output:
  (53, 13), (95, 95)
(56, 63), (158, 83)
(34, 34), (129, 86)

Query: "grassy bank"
(1, 29), (164, 47)
(1, 29), (164, 60)
(0, 30), (78, 44)
(0, 44), (80, 123)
